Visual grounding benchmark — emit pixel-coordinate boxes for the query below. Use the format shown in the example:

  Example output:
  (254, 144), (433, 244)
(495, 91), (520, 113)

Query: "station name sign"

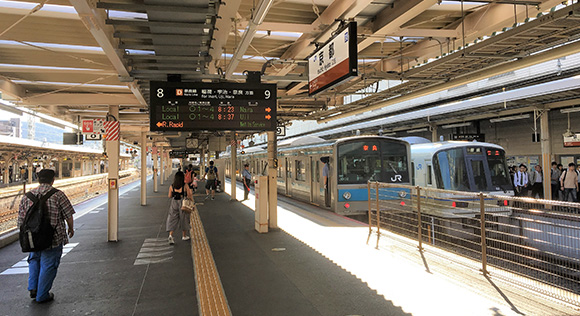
(150, 81), (277, 132)
(308, 22), (358, 96)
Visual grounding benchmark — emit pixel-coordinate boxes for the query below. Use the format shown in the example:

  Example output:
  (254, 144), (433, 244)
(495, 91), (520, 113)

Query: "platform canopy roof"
(1, 0), (580, 149)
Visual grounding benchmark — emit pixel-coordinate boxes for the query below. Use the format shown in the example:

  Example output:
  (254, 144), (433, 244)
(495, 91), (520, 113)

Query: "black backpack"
(19, 188), (58, 252)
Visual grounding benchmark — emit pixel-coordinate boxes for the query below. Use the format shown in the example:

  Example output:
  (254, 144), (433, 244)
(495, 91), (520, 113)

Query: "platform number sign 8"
(157, 88), (164, 98)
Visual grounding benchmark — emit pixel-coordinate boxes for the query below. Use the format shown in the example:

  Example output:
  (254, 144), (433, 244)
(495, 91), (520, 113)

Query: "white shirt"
(514, 171), (528, 187)
(534, 170), (542, 183)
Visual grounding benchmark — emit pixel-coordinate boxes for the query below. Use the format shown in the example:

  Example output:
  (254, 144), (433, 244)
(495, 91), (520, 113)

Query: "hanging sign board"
(150, 81), (277, 132)
(452, 133), (485, 142)
(308, 22), (358, 96)
(564, 133), (580, 147)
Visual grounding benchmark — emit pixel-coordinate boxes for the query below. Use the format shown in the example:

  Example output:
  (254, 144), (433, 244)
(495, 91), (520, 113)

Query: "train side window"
(316, 161), (320, 183)
(295, 160), (306, 181)
(427, 165), (432, 185)
(411, 162), (415, 186)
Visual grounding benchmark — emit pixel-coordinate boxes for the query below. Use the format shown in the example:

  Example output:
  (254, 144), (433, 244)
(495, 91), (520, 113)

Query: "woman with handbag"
(166, 171), (193, 245)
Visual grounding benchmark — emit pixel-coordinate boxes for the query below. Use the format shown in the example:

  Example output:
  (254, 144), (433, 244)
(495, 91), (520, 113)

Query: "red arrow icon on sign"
(157, 122), (164, 127)
(265, 107), (271, 113)
(265, 115), (271, 120)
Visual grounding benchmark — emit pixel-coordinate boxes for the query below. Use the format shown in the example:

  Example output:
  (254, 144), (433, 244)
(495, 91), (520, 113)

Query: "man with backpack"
(17, 169), (75, 303)
(204, 161), (218, 200)
(184, 164), (194, 191)
(560, 163), (579, 202)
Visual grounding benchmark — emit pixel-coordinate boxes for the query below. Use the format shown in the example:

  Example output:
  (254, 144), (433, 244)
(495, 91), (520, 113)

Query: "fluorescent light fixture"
(252, 0), (274, 24)
(0, 101), (23, 115)
(560, 107), (580, 114)
(406, 127), (428, 134)
(442, 122), (471, 129)
(489, 114), (530, 123)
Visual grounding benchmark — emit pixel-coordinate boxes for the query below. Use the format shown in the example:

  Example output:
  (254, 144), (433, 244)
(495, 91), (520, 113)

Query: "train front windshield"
(337, 140), (409, 184)
(434, 146), (512, 192)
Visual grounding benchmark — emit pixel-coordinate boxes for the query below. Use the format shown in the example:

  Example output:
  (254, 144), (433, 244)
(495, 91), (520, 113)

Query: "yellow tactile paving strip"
(190, 206), (232, 316)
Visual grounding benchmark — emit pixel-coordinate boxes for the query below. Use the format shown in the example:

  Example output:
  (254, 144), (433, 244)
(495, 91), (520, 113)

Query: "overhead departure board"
(150, 81), (277, 132)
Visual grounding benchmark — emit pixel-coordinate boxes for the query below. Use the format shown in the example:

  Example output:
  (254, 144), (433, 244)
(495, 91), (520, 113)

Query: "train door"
(285, 158), (291, 196)
(310, 157), (319, 204)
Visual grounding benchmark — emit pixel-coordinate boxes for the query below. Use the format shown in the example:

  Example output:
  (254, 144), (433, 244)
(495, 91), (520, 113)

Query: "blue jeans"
(28, 244), (63, 302)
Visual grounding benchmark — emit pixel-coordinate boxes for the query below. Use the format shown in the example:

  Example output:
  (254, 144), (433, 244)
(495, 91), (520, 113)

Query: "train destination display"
(150, 81), (277, 132)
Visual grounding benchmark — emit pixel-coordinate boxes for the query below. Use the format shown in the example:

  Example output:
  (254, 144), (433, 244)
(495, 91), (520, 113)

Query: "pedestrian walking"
(241, 164), (252, 201)
(530, 165), (544, 199)
(203, 161), (218, 201)
(560, 163), (579, 202)
(513, 164), (529, 197)
(550, 162), (561, 200)
(166, 171), (192, 245)
(17, 169), (75, 303)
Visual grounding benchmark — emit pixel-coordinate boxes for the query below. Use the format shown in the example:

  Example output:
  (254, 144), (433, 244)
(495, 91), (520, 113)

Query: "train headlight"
(342, 192), (351, 200)
(398, 191), (407, 198)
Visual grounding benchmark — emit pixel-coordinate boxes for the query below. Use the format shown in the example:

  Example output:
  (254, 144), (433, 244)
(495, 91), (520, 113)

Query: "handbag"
(181, 198), (195, 213)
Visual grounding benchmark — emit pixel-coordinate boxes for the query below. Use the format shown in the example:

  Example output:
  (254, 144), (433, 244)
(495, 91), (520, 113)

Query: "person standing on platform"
(550, 162), (561, 200)
(18, 169), (75, 303)
(184, 164), (193, 192)
(560, 163), (578, 202)
(203, 161), (218, 201)
(322, 157), (330, 207)
(530, 165), (544, 199)
(241, 164), (252, 201)
(513, 164), (529, 197)
(166, 171), (192, 245)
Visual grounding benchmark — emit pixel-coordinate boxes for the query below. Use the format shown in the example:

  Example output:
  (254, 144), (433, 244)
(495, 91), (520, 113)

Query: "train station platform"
(0, 175), (578, 315)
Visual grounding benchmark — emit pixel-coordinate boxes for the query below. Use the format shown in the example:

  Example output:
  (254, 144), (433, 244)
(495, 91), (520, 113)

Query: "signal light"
(503, 200), (508, 206)
(344, 203), (350, 209)
(452, 201), (457, 207)
(400, 201), (405, 206)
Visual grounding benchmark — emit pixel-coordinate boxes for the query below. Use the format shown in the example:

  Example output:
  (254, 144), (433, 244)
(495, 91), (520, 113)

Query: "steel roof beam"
(209, 0), (242, 73)
(126, 55), (212, 62)
(357, 0), (439, 52)
(105, 19), (208, 29)
(0, 78), (27, 100)
(318, 38), (580, 123)
(18, 93), (139, 106)
(97, 2), (217, 13)
(69, 0), (146, 106)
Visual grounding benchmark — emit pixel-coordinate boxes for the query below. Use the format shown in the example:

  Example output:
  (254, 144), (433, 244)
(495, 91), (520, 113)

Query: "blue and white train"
(218, 136), (411, 215)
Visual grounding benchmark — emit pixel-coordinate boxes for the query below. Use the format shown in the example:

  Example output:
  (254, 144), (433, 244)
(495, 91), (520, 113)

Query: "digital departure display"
(150, 81), (277, 132)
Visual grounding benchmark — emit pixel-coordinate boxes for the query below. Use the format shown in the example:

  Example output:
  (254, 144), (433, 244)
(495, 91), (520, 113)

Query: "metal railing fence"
(367, 181), (580, 307)
(0, 170), (139, 233)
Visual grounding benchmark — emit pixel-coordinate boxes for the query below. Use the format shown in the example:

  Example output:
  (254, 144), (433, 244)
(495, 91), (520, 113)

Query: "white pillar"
(540, 110), (551, 200)
(267, 131), (278, 229)
(58, 159), (63, 179)
(153, 147), (159, 193)
(3, 161), (9, 184)
(201, 147), (205, 175)
(27, 160), (33, 184)
(107, 105), (120, 242)
(230, 132), (237, 201)
(160, 147), (165, 186)
(140, 131), (147, 206)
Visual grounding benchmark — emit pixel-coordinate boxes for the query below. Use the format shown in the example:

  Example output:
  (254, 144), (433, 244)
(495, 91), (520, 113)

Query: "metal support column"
(71, 157), (76, 178)
(107, 105), (120, 242)
(267, 131), (278, 229)
(153, 147), (158, 193)
(540, 110), (552, 199)
(431, 125), (438, 142)
(201, 147), (205, 176)
(160, 147), (164, 186)
(140, 131), (147, 206)
(230, 131), (237, 201)
(27, 160), (33, 184)
(58, 159), (63, 179)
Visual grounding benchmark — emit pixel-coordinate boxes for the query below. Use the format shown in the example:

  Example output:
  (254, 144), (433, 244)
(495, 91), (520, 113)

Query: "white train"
(409, 140), (514, 218)
(217, 136), (411, 216)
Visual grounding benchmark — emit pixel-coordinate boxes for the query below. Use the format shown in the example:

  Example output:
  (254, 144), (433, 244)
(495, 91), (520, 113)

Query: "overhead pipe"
(318, 39), (580, 123)
(225, 0), (274, 79)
